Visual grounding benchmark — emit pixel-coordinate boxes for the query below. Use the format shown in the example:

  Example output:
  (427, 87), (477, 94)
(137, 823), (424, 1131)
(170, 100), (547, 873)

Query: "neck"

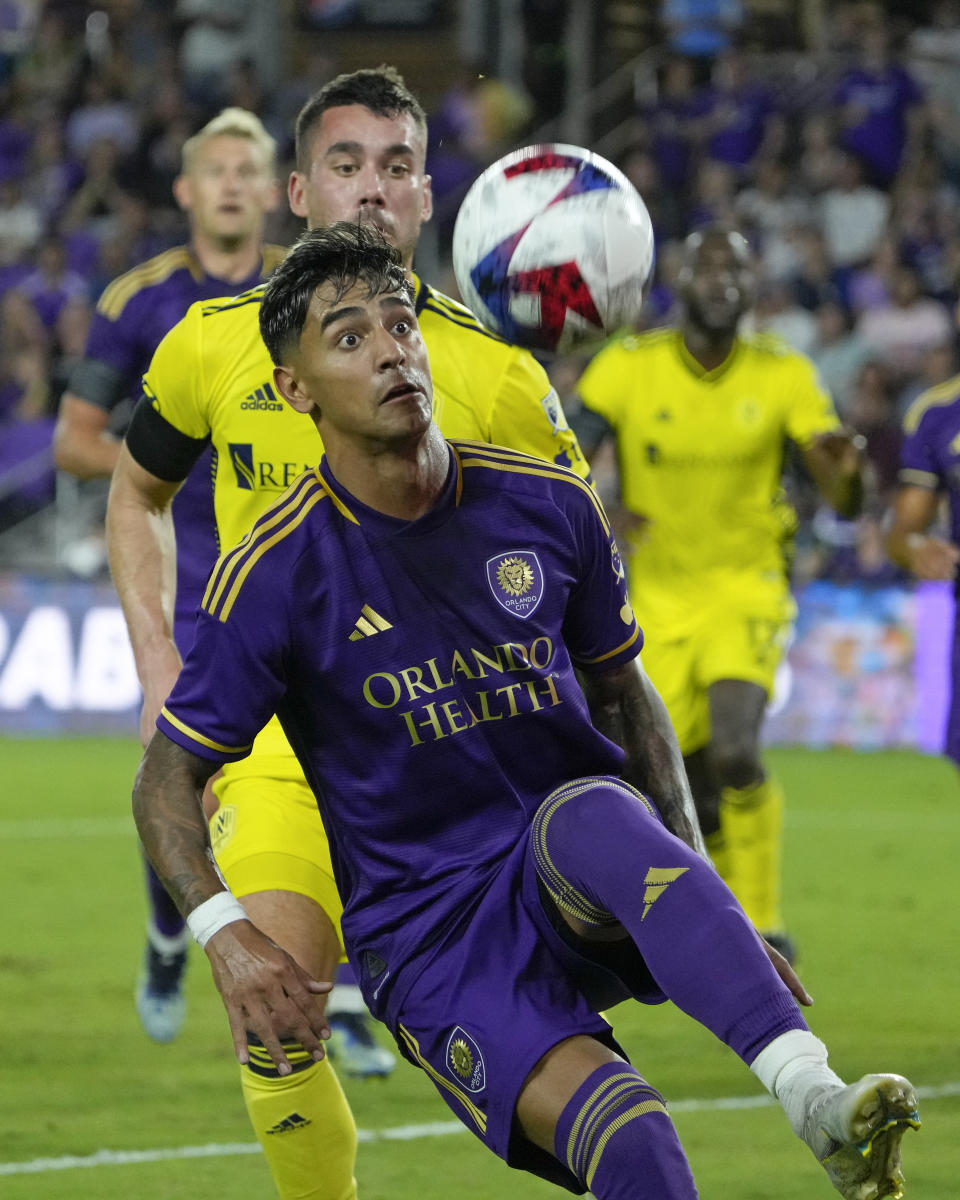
(325, 424), (449, 520)
(681, 323), (737, 371)
(191, 231), (263, 284)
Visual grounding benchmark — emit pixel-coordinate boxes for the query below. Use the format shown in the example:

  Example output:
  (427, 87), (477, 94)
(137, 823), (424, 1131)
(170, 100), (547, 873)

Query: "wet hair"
(181, 106), (276, 174)
(259, 221), (411, 364)
(294, 65), (427, 171)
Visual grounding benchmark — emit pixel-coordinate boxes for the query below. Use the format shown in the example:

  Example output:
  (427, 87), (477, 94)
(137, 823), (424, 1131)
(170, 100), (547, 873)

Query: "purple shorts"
(385, 824), (663, 1191)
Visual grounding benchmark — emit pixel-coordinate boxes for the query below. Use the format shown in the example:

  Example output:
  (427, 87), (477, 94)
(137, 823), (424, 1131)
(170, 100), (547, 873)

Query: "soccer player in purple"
(132, 224), (919, 1200)
(887, 377), (960, 764)
(52, 107), (284, 1042)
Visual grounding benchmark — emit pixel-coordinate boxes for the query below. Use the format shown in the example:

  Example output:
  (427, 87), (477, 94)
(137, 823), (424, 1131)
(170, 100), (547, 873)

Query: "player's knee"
(554, 1062), (696, 1198)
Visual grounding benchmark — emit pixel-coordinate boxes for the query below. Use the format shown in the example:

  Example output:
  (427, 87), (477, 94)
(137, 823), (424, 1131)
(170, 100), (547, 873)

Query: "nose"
(356, 164), (386, 208)
(376, 325), (405, 369)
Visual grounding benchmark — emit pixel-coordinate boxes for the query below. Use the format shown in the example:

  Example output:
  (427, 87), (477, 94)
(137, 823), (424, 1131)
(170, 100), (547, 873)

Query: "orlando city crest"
(486, 551), (544, 618)
(445, 1026), (486, 1092)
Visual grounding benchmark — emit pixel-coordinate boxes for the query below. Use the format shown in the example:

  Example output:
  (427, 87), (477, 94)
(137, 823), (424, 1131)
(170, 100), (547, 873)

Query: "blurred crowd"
(0, 0), (958, 591)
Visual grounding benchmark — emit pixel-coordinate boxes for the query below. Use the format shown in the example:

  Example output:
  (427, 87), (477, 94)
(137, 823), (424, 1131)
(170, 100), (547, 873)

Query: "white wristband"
(187, 891), (248, 948)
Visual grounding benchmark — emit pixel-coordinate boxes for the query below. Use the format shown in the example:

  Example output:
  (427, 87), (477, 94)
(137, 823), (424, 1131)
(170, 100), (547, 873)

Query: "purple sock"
(143, 854), (186, 939)
(532, 777), (807, 1062)
(554, 1060), (698, 1199)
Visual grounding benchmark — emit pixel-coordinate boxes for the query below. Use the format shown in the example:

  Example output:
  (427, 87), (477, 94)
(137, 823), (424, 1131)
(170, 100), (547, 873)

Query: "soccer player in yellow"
(576, 228), (863, 961)
(106, 68), (588, 1200)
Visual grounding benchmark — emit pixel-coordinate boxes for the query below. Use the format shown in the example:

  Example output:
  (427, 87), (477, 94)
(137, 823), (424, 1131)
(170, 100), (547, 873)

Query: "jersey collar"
(673, 329), (743, 382)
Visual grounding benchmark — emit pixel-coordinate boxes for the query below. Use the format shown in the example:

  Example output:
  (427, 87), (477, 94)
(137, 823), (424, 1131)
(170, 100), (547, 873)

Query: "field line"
(2, 1082), (956, 1176)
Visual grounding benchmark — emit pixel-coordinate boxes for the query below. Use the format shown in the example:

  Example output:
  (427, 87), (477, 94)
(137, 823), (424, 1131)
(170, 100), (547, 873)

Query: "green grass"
(1, 739), (956, 1198)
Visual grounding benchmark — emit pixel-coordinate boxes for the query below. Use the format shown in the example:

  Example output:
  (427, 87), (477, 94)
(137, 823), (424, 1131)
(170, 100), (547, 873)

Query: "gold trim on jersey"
(160, 705), (253, 755)
(397, 1024), (487, 1135)
(97, 247), (198, 320)
(203, 470), (332, 622)
(452, 440), (610, 535)
(576, 624), (640, 665)
(902, 373), (960, 434)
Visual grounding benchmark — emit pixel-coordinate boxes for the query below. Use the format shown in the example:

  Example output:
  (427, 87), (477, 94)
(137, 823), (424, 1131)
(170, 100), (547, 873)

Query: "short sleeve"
(898, 406), (942, 490)
(141, 301), (212, 442)
(157, 559), (289, 762)
(576, 339), (631, 430)
(784, 354), (841, 448)
(487, 347), (590, 478)
(562, 483), (642, 672)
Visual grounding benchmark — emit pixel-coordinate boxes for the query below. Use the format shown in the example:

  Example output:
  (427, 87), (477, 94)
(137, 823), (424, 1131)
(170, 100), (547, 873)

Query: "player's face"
(176, 134), (280, 243)
(276, 281), (433, 446)
(681, 237), (755, 336)
(289, 106), (433, 269)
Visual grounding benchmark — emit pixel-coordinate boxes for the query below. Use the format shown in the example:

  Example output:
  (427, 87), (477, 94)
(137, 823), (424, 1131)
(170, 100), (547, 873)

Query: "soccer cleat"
(135, 941), (188, 1043)
(801, 1073), (920, 1200)
(326, 1011), (397, 1078)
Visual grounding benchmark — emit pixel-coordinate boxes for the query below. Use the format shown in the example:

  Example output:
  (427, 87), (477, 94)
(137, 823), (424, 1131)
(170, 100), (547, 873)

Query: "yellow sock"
(241, 1040), (357, 1200)
(719, 776), (785, 934)
(704, 828), (731, 883)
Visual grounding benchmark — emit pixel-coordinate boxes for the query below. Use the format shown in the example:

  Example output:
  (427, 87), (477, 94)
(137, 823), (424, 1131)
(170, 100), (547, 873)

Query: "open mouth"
(381, 382), (421, 403)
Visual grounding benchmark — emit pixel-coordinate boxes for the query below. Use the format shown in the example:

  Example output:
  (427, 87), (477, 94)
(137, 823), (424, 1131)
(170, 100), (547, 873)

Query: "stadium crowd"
(0, 0), (957, 588)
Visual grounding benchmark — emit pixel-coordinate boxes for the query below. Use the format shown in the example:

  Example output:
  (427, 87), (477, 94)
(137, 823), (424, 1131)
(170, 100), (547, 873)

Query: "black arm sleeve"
(66, 358), (126, 411)
(125, 394), (210, 483)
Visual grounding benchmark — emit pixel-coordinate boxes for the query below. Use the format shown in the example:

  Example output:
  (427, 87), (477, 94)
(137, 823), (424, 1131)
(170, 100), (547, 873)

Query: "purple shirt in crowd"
(158, 443), (642, 1021)
(834, 64), (924, 185)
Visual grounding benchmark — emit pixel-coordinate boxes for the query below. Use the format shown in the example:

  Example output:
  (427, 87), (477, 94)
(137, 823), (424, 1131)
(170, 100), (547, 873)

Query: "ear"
(273, 363), (314, 415)
(288, 170), (308, 219)
(172, 173), (192, 213)
(420, 173), (433, 225)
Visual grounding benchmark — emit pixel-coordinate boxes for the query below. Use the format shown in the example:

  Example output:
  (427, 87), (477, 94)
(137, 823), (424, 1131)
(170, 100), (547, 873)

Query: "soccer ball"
(452, 143), (655, 355)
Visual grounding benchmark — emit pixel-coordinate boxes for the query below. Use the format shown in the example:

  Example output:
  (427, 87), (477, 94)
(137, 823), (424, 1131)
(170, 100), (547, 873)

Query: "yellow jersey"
(136, 274), (588, 773)
(142, 274), (587, 553)
(577, 327), (840, 632)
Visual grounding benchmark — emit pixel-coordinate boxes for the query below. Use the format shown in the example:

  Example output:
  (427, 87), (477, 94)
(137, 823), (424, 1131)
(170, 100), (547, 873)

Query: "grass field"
(0, 737), (956, 1199)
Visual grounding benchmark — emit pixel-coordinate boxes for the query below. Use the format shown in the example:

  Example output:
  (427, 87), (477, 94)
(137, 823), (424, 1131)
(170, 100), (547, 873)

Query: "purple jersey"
(68, 244), (286, 647)
(899, 378), (960, 569)
(834, 65), (923, 184)
(158, 442), (641, 1019)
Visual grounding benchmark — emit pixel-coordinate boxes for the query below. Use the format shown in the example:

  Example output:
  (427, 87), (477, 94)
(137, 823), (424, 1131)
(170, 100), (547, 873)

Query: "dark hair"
(259, 221), (411, 364)
(294, 65), (427, 172)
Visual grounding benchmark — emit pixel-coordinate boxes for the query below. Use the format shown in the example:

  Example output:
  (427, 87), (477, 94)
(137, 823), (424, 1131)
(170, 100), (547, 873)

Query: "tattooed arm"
(132, 733), (331, 1072)
(580, 656), (708, 860)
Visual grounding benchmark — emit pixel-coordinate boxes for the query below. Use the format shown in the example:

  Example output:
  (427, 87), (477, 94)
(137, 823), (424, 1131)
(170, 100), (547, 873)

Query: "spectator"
(0, 176), (41, 265)
(176, 0), (282, 112)
(640, 55), (699, 197)
(734, 158), (813, 280)
(63, 69), (140, 162)
(796, 112), (845, 195)
(692, 46), (782, 176)
(789, 225), (850, 311)
(908, 0), (960, 181)
(809, 300), (874, 418)
(833, 16), (926, 187)
(846, 360), (903, 500)
(817, 150), (890, 269)
(15, 234), (90, 334)
(751, 278), (817, 354)
(856, 263), (953, 382)
(21, 116), (83, 225)
(846, 229), (899, 314)
(686, 157), (737, 229)
(659, 0), (745, 63)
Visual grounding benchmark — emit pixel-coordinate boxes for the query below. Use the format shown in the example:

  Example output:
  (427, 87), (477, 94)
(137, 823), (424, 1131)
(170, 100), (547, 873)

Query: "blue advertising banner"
(0, 574), (952, 748)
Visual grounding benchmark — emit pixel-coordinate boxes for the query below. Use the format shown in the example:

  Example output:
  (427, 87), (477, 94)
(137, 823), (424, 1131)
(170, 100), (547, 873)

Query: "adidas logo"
(641, 866), (689, 920)
(349, 604), (393, 641)
(240, 383), (283, 411)
(266, 1112), (312, 1135)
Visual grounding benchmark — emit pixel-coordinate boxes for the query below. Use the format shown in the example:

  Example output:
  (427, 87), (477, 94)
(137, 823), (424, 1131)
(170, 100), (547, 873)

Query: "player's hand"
(204, 921), (332, 1073)
(761, 935), (813, 1007)
(811, 428), (865, 474)
(906, 532), (960, 581)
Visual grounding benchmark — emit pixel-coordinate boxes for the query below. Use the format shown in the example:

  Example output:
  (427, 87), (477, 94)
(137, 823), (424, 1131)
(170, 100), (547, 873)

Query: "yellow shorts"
(210, 770), (344, 952)
(640, 587), (794, 756)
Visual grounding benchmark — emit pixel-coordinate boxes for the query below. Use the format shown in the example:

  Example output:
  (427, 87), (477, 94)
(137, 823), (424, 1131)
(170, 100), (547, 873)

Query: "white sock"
(750, 1030), (845, 1137)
